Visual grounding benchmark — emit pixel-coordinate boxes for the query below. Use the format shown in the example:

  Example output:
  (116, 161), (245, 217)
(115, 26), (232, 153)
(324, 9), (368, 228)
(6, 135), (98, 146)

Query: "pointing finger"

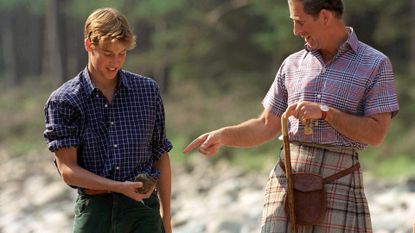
(183, 134), (208, 154)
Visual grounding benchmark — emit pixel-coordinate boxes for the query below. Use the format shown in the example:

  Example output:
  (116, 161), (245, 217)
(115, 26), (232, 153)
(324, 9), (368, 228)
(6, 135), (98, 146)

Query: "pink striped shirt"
(262, 27), (399, 150)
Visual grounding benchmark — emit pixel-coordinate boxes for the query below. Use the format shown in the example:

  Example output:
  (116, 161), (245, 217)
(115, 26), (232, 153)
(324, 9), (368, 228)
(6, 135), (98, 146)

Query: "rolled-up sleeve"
(44, 98), (81, 152)
(151, 86), (172, 161)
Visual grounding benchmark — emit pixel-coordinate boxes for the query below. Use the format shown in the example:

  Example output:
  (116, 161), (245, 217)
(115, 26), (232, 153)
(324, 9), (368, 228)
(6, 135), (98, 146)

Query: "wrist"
(110, 181), (125, 193)
(215, 128), (226, 144)
(320, 104), (330, 120)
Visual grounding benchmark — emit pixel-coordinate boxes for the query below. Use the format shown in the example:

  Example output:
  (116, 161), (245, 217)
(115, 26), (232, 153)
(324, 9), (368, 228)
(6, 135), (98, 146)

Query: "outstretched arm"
(183, 109), (281, 156)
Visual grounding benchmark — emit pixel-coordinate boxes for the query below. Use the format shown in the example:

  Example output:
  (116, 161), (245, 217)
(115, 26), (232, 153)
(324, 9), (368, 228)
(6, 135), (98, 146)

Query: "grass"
(0, 79), (53, 156)
(167, 136), (190, 163)
(360, 147), (415, 180)
(375, 155), (415, 178)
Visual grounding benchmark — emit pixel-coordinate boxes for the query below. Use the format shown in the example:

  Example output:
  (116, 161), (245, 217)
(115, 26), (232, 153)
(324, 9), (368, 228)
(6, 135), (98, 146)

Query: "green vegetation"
(361, 147), (415, 180)
(0, 80), (52, 156)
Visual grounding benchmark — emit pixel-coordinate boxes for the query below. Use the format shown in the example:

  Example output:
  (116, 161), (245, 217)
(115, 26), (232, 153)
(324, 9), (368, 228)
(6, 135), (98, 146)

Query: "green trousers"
(73, 192), (164, 233)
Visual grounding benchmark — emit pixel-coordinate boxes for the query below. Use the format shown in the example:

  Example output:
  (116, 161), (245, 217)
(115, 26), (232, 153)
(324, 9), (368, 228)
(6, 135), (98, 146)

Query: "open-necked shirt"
(262, 27), (399, 150)
(44, 68), (172, 181)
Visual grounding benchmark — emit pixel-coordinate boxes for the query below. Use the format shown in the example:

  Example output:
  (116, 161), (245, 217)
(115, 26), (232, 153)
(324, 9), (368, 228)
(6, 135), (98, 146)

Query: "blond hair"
(84, 8), (136, 49)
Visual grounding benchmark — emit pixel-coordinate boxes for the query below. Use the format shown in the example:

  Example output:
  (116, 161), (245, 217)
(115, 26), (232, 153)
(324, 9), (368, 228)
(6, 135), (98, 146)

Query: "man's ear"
(84, 39), (92, 52)
(319, 9), (331, 25)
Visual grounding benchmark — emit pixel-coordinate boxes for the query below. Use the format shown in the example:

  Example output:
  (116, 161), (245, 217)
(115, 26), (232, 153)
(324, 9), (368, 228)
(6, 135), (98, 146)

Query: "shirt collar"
(118, 70), (132, 90)
(81, 67), (131, 97)
(343, 27), (359, 53)
(81, 67), (96, 96)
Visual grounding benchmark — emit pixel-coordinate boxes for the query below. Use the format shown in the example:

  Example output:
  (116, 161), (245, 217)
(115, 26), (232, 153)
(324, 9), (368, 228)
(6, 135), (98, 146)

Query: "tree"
(0, 0), (45, 85)
(124, 0), (188, 94)
(411, 0), (415, 75)
(42, 0), (63, 85)
(0, 10), (17, 85)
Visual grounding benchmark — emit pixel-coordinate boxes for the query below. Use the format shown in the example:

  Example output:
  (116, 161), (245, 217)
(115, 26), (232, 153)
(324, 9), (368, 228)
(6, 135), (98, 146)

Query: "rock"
(174, 220), (206, 233)
(207, 218), (243, 233)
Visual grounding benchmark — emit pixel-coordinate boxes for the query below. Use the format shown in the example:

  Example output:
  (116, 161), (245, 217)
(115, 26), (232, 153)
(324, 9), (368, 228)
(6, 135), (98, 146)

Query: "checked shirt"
(262, 27), (399, 150)
(44, 68), (172, 182)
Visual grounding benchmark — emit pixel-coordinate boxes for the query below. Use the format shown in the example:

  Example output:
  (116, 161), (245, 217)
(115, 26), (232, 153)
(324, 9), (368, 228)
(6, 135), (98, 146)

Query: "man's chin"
(305, 42), (319, 50)
(105, 71), (118, 79)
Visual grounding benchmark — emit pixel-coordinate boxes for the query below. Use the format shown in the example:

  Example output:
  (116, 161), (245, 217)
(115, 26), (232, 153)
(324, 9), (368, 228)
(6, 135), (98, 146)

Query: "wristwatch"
(320, 104), (329, 120)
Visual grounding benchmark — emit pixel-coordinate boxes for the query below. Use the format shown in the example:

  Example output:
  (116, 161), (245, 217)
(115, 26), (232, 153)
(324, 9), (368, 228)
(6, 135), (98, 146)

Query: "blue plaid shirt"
(44, 68), (172, 182)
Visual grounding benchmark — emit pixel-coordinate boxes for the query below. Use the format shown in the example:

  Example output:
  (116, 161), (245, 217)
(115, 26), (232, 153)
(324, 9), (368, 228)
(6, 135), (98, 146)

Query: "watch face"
(321, 105), (329, 112)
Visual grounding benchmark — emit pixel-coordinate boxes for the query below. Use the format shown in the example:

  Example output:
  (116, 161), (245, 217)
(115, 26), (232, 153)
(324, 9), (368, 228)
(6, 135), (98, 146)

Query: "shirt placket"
(107, 92), (122, 180)
(92, 91), (113, 177)
(314, 57), (329, 141)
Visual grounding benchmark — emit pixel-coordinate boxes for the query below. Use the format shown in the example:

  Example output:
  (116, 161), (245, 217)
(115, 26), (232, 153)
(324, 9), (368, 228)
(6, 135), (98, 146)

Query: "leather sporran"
(285, 173), (326, 225)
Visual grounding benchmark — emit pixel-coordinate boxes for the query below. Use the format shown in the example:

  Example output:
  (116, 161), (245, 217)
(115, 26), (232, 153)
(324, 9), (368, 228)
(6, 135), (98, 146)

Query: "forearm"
(219, 111), (281, 147)
(55, 147), (122, 192)
(155, 153), (171, 218)
(60, 161), (121, 191)
(325, 108), (391, 145)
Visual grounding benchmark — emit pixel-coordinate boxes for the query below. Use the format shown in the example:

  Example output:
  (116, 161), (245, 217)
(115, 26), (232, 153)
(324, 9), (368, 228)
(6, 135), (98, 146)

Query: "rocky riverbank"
(0, 149), (414, 233)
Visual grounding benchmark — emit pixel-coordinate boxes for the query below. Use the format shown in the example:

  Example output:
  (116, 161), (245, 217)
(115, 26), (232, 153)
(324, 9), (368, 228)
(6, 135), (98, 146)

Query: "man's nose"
(293, 24), (301, 36)
(112, 55), (123, 66)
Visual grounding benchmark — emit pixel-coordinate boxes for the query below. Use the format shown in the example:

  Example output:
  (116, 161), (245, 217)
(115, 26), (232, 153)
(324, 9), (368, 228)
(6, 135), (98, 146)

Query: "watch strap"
(321, 111), (327, 120)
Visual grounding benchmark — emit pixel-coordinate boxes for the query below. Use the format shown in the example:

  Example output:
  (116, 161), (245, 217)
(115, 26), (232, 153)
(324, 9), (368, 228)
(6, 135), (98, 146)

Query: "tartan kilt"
(261, 143), (372, 233)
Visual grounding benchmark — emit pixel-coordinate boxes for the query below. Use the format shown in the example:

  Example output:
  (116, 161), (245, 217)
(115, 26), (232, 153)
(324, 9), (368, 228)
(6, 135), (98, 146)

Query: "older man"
(184, 0), (399, 232)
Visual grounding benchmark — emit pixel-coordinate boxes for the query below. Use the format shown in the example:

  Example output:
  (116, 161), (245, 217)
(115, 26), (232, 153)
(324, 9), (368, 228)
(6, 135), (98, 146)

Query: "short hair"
(84, 8), (136, 49)
(289, 0), (344, 18)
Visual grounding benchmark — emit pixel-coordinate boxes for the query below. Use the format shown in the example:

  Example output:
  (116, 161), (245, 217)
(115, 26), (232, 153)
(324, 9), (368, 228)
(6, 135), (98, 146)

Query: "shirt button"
(96, 94), (99, 98)
(110, 121), (114, 126)
(315, 121), (319, 126)
(115, 166), (120, 170)
(317, 94), (321, 98)
(113, 144), (118, 148)
(104, 104), (108, 108)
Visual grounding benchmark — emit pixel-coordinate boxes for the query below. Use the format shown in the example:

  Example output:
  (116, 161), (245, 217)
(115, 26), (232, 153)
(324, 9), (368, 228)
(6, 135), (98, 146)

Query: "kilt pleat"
(261, 143), (372, 233)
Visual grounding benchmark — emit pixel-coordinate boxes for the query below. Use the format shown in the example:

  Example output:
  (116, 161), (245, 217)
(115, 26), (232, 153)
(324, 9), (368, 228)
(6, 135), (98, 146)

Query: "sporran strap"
(278, 159), (360, 184)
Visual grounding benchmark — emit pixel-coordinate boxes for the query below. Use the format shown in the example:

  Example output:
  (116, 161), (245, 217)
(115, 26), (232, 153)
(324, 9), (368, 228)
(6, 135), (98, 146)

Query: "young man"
(184, 0), (399, 232)
(44, 8), (172, 233)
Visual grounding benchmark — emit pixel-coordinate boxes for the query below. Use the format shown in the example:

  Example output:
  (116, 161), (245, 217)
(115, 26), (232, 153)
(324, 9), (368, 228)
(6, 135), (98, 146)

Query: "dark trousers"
(73, 192), (164, 233)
